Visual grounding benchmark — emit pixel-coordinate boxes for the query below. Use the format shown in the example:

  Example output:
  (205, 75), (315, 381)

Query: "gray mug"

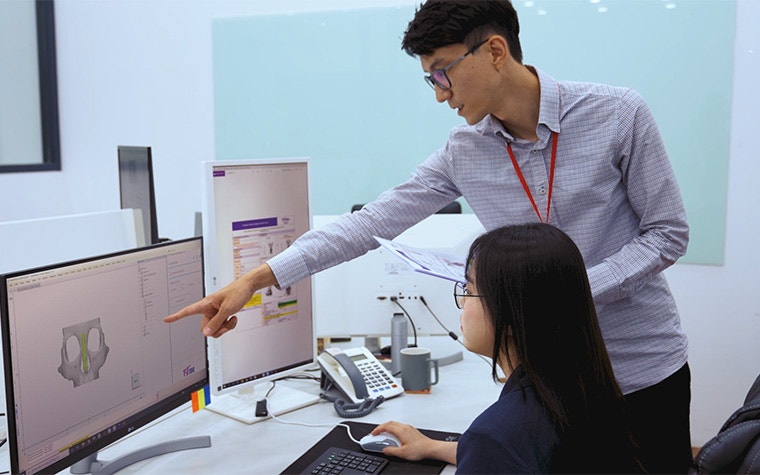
(400, 347), (439, 393)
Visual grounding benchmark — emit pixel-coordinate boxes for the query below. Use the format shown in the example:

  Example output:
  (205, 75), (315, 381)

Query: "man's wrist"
(242, 264), (277, 294)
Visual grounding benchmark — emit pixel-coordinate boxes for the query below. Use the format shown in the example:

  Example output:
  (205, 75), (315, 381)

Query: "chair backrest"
(690, 374), (760, 474)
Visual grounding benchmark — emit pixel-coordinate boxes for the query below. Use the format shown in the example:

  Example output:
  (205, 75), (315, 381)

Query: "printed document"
(374, 236), (466, 283)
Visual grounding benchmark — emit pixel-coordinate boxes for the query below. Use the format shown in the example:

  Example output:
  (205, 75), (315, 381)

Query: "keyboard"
(301, 446), (388, 475)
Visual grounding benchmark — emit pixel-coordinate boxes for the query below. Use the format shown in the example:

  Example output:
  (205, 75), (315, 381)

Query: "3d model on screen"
(58, 317), (110, 387)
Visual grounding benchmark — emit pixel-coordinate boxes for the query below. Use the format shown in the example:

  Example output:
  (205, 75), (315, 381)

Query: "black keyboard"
(302, 446), (388, 475)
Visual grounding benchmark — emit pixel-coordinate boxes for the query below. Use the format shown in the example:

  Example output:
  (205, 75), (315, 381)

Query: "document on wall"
(373, 236), (466, 283)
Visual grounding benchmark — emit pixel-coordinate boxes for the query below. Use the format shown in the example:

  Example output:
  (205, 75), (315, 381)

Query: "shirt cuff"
(587, 261), (623, 305)
(266, 243), (311, 289)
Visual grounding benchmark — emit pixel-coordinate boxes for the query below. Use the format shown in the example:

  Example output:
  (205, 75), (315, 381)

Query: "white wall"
(665, 0), (760, 444)
(0, 0), (757, 446)
(0, 0), (418, 231)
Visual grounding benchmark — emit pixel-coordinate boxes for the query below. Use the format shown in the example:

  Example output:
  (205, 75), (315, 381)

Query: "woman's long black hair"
(465, 223), (643, 473)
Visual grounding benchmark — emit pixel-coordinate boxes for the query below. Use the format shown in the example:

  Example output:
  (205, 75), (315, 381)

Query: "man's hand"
(163, 263), (277, 337)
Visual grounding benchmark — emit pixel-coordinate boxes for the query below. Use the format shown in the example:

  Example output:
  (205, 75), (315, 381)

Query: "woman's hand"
(370, 421), (457, 465)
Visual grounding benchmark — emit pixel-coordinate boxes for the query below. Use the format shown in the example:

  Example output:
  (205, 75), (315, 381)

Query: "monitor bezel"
(0, 237), (208, 475)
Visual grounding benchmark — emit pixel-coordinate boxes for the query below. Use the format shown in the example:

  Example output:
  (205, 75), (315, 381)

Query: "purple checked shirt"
(267, 68), (689, 394)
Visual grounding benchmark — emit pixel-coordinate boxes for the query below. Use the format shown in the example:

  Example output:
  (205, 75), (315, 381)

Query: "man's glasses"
(454, 281), (483, 309)
(425, 39), (488, 91)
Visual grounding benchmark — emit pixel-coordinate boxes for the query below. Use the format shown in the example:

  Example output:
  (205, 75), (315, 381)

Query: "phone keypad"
(356, 360), (398, 395)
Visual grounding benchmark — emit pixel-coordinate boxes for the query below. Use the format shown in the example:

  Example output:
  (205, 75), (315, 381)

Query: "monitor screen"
(312, 214), (485, 340)
(118, 145), (160, 245)
(202, 158), (317, 423)
(0, 238), (207, 475)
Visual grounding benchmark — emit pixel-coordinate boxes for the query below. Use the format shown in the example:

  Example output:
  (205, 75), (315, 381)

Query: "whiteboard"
(212, 1), (735, 265)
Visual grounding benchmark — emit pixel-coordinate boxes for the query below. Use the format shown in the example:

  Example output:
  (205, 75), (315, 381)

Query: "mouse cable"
(256, 372), (321, 417)
(390, 297), (418, 347)
(419, 295), (492, 368)
(266, 399), (361, 444)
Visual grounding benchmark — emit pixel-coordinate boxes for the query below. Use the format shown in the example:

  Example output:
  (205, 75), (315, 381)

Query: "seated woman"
(372, 223), (644, 474)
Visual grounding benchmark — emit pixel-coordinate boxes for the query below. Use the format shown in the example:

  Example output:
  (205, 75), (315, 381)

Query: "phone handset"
(320, 347), (369, 401)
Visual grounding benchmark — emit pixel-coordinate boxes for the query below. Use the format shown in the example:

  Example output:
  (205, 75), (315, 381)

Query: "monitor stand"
(204, 383), (320, 425)
(434, 349), (464, 366)
(70, 436), (211, 475)
(362, 336), (382, 355)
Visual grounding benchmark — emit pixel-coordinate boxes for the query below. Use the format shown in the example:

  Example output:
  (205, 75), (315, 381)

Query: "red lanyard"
(506, 131), (558, 223)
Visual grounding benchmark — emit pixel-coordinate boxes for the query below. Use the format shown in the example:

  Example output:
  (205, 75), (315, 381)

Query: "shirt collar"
(476, 67), (561, 142)
(502, 364), (530, 394)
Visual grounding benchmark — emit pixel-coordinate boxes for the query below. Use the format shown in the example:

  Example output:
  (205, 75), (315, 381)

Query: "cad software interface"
(206, 161), (313, 392)
(3, 239), (206, 474)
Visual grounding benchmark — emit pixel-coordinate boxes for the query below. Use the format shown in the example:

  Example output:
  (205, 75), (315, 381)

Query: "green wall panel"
(213, 1), (735, 265)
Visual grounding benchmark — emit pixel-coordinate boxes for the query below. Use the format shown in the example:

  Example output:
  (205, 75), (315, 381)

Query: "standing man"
(167, 1), (691, 472)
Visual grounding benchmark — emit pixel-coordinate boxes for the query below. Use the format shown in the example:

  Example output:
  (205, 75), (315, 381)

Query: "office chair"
(690, 373), (760, 474)
(351, 201), (462, 214)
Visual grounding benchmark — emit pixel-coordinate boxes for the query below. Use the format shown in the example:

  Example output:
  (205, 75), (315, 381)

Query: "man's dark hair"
(401, 0), (523, 63)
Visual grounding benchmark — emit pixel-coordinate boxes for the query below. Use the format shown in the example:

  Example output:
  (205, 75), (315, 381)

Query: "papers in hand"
(373, 236), (466, 283)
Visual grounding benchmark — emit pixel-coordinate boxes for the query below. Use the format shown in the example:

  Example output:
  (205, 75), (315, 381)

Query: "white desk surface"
(27, 337), (500, 475)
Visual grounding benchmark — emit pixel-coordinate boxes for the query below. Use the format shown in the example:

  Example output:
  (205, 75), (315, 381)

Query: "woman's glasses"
(454, 281), (483, 309)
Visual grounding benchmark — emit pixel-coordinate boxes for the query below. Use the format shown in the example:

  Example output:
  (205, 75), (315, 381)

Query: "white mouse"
(359, 432), (401, 452)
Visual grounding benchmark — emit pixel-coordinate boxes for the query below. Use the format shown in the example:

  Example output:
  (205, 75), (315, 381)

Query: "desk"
(43, 338), (501, 475)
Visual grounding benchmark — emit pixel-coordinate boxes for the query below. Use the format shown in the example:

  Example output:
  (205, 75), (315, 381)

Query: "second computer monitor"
(312, 213), (485, 340)
(118, 145), (160, 245)
(201, 158), (317, 422)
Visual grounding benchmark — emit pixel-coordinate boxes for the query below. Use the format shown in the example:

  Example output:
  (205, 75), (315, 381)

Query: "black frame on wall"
(0, 0), (61, 173)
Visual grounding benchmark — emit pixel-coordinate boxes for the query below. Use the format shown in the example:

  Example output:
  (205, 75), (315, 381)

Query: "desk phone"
(318, 347), (403, 403)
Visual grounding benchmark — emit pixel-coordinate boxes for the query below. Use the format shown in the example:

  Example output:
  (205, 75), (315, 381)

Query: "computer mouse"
(359, 432), (401, 453)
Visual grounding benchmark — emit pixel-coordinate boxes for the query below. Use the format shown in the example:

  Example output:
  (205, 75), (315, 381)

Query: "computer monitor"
(0, 238), (209, 475)
(201, 158), (318, 424)
(312, 213), (485, 355)
(118, 145), (160, 245)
